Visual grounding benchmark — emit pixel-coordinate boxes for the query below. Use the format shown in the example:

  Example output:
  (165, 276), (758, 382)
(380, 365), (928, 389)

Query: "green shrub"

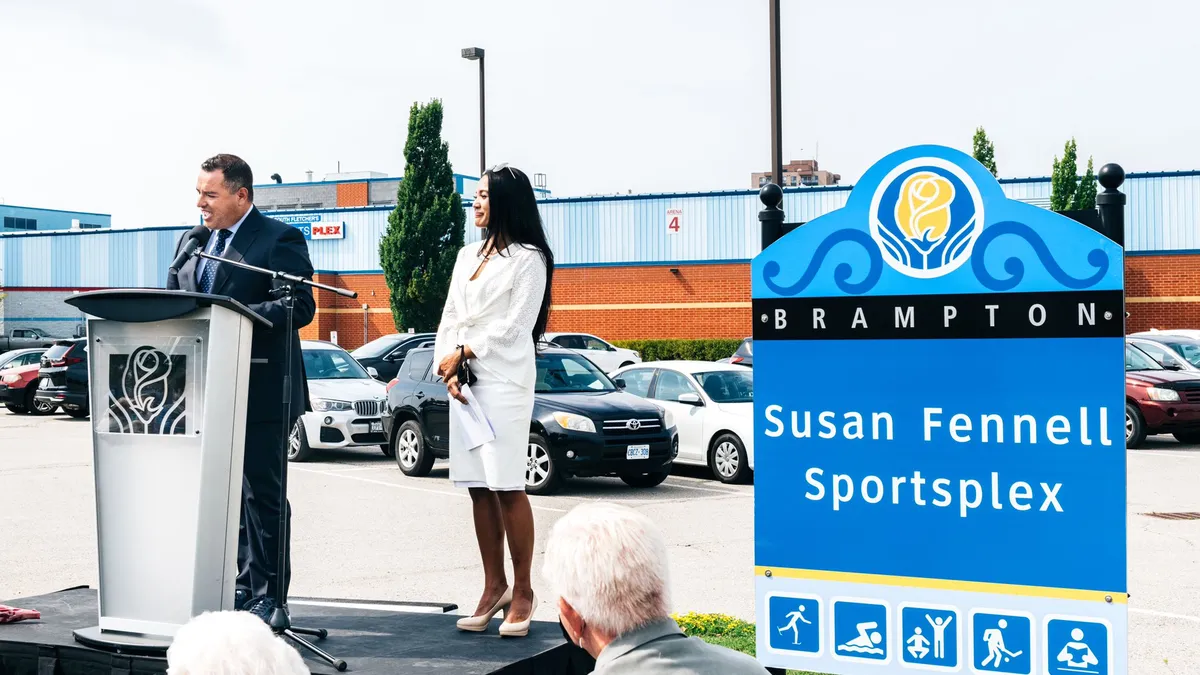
(613, 339), (743, 363)
(672, 612), (826, 675)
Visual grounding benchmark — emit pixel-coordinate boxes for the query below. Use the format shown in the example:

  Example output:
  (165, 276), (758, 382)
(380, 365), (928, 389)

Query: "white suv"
(543, 332), (641, 373)
(290, 340), (389, 462)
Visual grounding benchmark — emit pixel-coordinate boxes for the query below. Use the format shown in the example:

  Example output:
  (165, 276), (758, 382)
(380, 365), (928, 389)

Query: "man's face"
(196, 170), (248, 230)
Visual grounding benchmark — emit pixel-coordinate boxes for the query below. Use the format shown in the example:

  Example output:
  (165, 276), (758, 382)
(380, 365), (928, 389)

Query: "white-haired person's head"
(166, 610), (308, 675)
(541, 502), (672, 657)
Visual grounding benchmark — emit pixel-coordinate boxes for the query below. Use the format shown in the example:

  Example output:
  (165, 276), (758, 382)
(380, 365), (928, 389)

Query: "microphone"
(169, 224), (213, 274)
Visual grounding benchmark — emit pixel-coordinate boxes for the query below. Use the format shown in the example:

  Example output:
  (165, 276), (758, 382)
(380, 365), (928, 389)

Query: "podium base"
(72, 626), (171, 657)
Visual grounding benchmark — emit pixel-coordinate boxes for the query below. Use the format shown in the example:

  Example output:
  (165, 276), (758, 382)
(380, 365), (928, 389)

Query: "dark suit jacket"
(166, 206), (316, 424)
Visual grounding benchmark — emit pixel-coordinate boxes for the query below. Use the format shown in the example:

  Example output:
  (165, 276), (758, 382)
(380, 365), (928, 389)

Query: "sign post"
(753, 145), (1127, 675)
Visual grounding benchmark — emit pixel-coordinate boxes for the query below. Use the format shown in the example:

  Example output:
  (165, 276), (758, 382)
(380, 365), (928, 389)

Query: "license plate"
(370, 421), (383, 433)
(626, 444), (650, 460)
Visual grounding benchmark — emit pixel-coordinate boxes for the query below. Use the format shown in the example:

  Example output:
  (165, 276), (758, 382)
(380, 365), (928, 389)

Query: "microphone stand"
(195, 250), (354, 672)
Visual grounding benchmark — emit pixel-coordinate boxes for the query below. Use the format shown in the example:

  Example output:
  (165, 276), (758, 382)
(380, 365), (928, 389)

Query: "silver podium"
(63, 289), (271, 655)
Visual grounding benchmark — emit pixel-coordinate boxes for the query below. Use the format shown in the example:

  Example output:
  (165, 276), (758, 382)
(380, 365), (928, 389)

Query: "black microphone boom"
(169, 225), (213, 274)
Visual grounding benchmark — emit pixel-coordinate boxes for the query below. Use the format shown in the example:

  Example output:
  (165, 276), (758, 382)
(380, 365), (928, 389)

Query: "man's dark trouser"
(237, 418), (293, 603)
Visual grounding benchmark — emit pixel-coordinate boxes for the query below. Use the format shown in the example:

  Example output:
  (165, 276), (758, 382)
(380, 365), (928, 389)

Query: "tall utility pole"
(768, 0), (783, 190)
(461, 47), (486, 178)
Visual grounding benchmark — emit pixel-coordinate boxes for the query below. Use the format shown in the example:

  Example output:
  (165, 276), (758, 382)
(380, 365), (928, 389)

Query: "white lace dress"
(434, 243), (547, 491)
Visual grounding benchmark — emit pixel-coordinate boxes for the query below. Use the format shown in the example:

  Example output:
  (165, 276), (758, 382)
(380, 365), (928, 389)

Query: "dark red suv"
(1126, 340), (1200, 447)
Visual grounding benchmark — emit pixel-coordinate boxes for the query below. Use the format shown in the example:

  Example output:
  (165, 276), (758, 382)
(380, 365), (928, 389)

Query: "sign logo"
(106, 346), (187, 435)
(869, 157), (984, 279)
(626, 419), (642, 431)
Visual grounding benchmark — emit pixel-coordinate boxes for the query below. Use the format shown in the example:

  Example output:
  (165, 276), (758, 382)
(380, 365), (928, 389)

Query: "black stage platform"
(0, 587), (595, 675)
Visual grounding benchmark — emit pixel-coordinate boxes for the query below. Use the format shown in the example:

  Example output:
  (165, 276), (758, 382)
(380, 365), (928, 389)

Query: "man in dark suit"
(166, 153), (315, 623)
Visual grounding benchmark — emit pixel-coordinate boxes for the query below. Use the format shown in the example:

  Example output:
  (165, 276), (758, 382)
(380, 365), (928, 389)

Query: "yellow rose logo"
(895, 172), (956, 246)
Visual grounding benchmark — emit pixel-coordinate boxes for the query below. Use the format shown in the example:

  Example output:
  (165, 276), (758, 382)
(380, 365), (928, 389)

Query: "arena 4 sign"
(753, 145), (1126, 675)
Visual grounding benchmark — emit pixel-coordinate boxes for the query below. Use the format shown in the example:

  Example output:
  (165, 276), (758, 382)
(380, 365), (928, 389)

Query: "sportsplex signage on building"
(753, 145), (1125, 675)
(275, 214), (346, 240)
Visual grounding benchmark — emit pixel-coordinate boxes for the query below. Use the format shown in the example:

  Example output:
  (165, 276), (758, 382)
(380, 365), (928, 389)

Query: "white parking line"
(661, 480), (746, 495)
(288, 599), (446, 614)
(1133, 451), (1200, 459)
(290, 467), (567, 513)
(1130, 607), (1200, 624)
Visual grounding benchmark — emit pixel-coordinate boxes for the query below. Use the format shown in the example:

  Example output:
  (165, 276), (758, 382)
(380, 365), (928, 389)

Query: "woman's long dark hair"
(479, 165), (554, 343)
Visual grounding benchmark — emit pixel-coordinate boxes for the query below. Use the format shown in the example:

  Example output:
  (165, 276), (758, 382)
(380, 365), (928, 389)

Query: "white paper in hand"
(451, 383), (495, 451)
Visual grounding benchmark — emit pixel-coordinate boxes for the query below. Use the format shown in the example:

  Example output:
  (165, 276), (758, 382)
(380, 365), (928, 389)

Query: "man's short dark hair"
(201, 154), (254, 201)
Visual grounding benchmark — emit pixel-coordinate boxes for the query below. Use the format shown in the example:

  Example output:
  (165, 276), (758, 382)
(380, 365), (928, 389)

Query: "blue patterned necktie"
(199, 229), (231, 294)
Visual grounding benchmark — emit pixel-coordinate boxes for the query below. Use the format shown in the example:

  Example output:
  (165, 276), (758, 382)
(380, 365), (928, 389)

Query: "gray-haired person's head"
(166, 610), (308, 675)
(541, 502), (672, 645)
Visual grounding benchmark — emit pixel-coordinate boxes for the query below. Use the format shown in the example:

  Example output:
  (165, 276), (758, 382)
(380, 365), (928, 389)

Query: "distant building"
(0, 204), (110, 233)
(751, 159), (841, 188)
(254, 170), (549, 212)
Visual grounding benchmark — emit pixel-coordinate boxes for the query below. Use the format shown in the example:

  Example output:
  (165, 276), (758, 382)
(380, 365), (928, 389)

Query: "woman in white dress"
(433, 164), (554, 638)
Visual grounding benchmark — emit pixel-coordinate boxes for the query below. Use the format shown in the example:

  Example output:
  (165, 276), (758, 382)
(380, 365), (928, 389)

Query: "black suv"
(351, 333), (436, 381)
(35, 338), (90, 418)
(383, 346), (678, 495)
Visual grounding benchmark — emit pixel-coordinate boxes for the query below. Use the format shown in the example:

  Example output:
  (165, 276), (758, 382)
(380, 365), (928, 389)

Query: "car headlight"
(552, 412), (596, 433)
(1147, 387), (1181, 402)
(313, 399), (354, 412)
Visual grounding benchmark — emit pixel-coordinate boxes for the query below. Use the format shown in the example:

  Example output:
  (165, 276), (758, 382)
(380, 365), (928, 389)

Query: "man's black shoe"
(245, 596), (277, 624)
(235, 589), (251, 609)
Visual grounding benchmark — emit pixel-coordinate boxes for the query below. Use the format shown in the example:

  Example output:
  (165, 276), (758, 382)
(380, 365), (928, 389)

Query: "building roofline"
(0, 204), (112, 218)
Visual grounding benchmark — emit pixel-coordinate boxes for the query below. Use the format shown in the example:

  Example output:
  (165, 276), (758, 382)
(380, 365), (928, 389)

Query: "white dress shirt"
(196, 206), (252, 285)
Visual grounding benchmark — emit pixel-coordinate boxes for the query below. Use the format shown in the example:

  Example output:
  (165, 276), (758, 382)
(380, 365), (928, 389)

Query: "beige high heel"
(498, 591), (536, 638)
(456, 588), (513, 632)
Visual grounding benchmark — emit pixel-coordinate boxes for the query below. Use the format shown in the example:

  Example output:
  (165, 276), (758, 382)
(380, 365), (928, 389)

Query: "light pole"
(461, 47), (486, 178)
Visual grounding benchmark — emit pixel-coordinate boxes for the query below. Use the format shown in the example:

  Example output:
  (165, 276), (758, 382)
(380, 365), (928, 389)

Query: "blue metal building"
(0, 171), (1197, 289)
(0, 204), (110, 233)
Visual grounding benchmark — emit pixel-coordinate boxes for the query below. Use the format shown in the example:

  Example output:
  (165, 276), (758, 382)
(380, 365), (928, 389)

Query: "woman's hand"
(437, 350), (461, 380)
(446, 375), (468, 404)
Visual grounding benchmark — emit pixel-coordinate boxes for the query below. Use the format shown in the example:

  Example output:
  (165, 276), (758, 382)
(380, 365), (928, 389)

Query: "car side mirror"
(614, 378), (627, 389)
(367, 367), (380, 379)
(678, 393), (703, 406)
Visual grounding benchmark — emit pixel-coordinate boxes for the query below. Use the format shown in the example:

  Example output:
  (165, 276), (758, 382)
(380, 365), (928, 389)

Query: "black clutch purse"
(456, 345), (477, 386)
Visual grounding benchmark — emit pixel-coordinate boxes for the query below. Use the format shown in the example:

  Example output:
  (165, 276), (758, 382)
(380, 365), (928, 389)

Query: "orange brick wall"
(300, 255), (1200, 350)
(335, 182), (368, 207)
(1125, 254), (1200, 333)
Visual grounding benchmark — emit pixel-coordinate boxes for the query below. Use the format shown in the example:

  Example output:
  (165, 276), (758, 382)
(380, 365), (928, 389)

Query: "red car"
(1126, 340), (1200, 447)
(0, 363), (57, 415)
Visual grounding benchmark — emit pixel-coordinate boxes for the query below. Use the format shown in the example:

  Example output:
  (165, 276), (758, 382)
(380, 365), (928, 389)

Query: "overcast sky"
(1, 0), (1197, 228)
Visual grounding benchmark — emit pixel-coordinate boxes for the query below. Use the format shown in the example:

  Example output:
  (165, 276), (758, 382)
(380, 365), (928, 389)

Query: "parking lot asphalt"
(1, 410), (1197, 673)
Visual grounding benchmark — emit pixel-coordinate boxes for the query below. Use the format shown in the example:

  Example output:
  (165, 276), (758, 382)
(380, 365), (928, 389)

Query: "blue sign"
(752, 145), (1128, 674)
(833, 599), (889, 664)
(901, 604), (959, 669)
(1046, 616), (1110, 675)
(767, 594), (821, 656)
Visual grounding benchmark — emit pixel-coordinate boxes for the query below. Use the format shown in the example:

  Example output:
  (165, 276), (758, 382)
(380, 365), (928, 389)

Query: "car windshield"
(303, 348), (371, 380)
(351, 335), (401, 359)
(1126, 344), (1163, 371)
(536, 352), (616, 393)
(694, 369), (754, 403)
(1166, 341), (1200, 367)
(43, 343), (73, 361)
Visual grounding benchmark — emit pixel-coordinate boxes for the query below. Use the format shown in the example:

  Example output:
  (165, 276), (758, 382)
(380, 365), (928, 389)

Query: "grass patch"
(672, 612), (827, 675)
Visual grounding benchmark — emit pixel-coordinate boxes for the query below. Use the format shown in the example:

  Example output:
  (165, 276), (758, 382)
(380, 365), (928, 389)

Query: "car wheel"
(394, 420), (435, 477)
(620, 469), (670, 488)
(525, 434), (562, 496)
(65, 407), (89, 419)
(4, 403), (23, 414)
(26, 388), (55, 416)
(709, 433), (750, 484)
(1125, 402), (1147, 449)
(288, 418), (315, 462)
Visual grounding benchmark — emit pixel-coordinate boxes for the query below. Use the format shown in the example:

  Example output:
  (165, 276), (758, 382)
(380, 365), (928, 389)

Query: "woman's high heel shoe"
(456, 588), (513, 632)
(498, 591), (536, 638)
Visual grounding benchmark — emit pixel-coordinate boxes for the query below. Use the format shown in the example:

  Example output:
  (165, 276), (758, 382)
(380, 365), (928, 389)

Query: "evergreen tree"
(1050, 138), (1079, 212)
(379, 100), (465, 332)
(972, 127), (998, 176)
(1073, 155), (1097, 210)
